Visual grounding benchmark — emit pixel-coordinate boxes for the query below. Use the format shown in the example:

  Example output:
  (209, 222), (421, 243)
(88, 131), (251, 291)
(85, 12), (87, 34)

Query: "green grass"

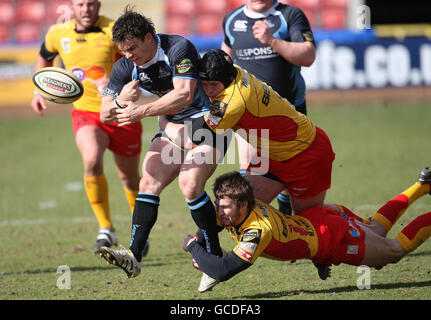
(1, 101), (431, 301)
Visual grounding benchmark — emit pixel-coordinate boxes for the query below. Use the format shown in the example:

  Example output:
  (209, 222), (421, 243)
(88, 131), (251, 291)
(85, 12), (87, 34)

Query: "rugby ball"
(32, 67), (84, 104)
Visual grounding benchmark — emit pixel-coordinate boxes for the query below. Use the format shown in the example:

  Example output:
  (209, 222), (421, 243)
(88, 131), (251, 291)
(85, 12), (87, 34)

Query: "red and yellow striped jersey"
(204, 65), (316, 162)
(223, 199), (319, 264)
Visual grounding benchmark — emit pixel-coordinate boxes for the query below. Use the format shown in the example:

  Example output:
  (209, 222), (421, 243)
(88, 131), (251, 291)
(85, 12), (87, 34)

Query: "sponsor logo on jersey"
(102, 87), (117, 98)
(347, 245), (359, 255)
(291, 186), (308, 197)
(348, 220), (361, 238)
(72, 68), (86, 81)
(204, 113), (221, 129)
(256, 203), (269, 218)
(139, 71), (152, 84)
(61, 38), (71, 52)
(235, 241), (257, 262)
(266, 21), (275, 28)
(71, 66), (106, 81)
(176, 58), (193, 73)
(233, 20), (248, 32)
(235, 246), (254, 262)
(235, 47), (278, 60)
(242, 229), (261, 242)
(209, 101), (227, 117)
(302, 30), (314, 42)
(240, 241), (257, 253)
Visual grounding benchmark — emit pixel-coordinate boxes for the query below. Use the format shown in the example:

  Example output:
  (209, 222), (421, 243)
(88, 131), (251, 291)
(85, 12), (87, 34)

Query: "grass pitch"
(1, 100), (431, 301)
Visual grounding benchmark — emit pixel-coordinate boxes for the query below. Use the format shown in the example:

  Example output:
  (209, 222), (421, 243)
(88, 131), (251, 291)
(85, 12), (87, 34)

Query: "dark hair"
(213, 171), (255, 212)
(199, 49), (237, 88)
(112, 5), (156, 43)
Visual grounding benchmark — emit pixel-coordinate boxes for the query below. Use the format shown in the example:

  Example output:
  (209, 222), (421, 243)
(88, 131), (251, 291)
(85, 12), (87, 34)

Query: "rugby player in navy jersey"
(222, 0), (316, 216)
(98, 7), (229, 292)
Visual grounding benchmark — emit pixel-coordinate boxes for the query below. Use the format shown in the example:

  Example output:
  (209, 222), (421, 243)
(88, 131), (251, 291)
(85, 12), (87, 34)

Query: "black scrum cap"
(198, 49), (237, 88)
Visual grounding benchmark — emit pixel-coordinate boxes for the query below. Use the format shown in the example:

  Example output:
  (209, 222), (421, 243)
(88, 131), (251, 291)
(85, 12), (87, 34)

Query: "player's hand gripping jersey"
(40, 16), (120, 112)
(203, 65), (315, 162)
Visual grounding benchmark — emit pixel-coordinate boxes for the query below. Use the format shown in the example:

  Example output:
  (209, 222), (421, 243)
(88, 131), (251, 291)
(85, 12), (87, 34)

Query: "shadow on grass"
(234, 279), (431, 299)
(1, 252), (191, 276)
(406, 250), (431, 258)
(1, 265), (113, 276)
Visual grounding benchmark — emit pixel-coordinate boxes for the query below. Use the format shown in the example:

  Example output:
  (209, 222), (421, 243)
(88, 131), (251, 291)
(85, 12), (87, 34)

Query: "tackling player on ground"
(184, 167), (431, 291)
(163, 49), (334, 288)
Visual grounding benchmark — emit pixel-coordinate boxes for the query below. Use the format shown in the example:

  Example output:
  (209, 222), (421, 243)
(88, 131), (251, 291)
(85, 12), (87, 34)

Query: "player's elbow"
(301, 46), (316, 67)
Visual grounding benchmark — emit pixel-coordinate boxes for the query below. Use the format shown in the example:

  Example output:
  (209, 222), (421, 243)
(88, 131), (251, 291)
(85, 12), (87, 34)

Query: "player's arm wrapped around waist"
(160, 115), (233, 153)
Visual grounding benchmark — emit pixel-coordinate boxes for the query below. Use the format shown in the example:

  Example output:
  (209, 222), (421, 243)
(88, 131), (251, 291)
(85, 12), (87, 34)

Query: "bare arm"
(31, 55), (54, 116)
(115, 77), (197, 127)
(270, 39), (315, 67)
(100, 96), (118, 123)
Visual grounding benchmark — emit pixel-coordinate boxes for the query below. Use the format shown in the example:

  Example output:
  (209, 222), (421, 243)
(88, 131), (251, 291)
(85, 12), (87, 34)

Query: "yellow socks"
(84, 174), (112, 230)
(123, 186), (138, 215)
(372, 182), (431, 232)
(396, 212), (431, 252)
(370, 181), (431, 253)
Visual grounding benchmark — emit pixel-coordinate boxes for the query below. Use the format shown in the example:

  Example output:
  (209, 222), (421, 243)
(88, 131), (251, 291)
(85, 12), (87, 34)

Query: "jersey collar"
(243, 1), (279, 19)
(137, 34), (165, 69)
(234, 209), (253, 231)
(73, 17), (104, 34)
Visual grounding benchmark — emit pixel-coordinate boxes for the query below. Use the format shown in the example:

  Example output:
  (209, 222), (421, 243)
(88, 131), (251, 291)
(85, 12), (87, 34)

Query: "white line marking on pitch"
(0, 216), (131, 227)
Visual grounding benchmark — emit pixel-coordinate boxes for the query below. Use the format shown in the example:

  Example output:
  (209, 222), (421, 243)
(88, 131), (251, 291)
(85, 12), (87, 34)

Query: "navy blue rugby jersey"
(104, 33), (209, 123)
(223, 1), (314, 106)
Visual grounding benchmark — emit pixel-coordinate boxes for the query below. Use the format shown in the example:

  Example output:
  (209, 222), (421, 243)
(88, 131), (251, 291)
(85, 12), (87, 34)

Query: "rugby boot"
(199, 273), (219, 293)
(92, 228), (118, 254)
(99, 246), (141, 278)
(198, 249), (227, 292)
(417, 166), (431, 194)
(313, 263), (332, 280)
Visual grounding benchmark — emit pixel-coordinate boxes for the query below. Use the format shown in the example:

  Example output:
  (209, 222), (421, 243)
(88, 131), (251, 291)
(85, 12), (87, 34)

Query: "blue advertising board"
(190, 29), (431, 90)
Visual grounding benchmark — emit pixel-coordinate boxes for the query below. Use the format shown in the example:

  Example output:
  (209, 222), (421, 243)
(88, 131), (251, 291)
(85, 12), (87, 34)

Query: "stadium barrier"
(1, 28), (431, 107)
(190, 28), (431, 90)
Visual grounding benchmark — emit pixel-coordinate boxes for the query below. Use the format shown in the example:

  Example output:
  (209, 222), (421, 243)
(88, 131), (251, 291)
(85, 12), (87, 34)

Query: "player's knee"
(83, 157), (103, 176)
(179, 177), (201, 200)
(384, 239), (406, 264)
